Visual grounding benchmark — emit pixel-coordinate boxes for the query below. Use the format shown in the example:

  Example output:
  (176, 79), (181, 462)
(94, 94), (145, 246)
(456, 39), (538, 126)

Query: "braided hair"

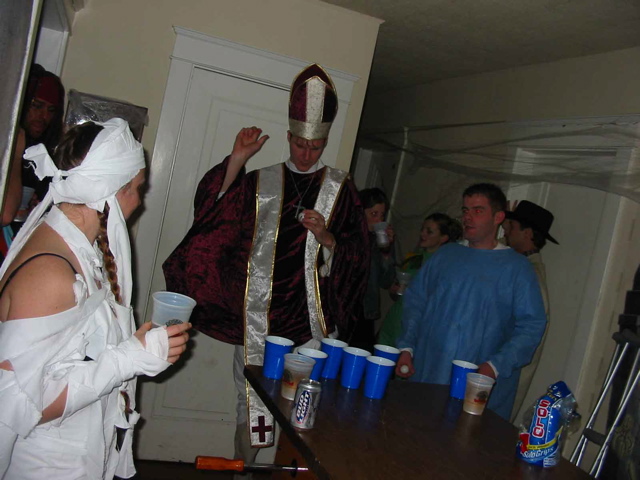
(96, 205), (122, 303)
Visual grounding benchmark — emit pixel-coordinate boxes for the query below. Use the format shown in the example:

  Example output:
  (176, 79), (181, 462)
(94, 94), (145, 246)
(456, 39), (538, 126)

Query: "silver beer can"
(290, 378), (322, 430)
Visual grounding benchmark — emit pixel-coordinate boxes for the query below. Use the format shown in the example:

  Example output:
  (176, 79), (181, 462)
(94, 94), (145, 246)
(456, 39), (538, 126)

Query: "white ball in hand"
(400, 365), (410, 374)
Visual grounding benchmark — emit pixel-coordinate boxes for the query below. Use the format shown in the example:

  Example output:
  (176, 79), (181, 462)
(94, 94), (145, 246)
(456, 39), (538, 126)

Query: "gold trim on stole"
(244, 164), (283, 447)
(243, 163), (347, 447)
(304, 166), (348, 341)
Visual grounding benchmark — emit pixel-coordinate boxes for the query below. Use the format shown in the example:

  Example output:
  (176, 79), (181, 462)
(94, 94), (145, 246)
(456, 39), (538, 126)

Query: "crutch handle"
(612, 331), (626, 344)
(622, 329), (640, 348)
(195, 456), (244, 471)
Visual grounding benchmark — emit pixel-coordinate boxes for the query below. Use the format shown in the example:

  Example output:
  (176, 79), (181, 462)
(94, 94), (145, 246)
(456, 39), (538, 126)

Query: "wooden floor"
(132, 460), (270, 480)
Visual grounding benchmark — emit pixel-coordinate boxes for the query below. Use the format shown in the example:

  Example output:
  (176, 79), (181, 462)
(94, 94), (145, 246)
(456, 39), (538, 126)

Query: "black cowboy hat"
(505, 200), (559, 245)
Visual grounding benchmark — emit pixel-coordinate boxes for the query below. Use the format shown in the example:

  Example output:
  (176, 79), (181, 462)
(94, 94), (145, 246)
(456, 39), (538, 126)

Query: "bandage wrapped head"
(11, 118), (145, 305)
(26, 118), (144, 210)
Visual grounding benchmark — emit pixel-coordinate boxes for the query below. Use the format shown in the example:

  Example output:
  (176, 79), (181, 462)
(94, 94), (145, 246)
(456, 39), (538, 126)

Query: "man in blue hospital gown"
(395, 183), (546, 420)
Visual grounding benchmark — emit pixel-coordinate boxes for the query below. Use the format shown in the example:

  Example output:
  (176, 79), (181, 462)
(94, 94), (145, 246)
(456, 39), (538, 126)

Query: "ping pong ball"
(400, 365), (409, 374)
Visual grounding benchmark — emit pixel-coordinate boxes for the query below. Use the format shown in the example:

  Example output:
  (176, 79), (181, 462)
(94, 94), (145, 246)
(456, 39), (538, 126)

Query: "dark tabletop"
(244, 365), (592, 480)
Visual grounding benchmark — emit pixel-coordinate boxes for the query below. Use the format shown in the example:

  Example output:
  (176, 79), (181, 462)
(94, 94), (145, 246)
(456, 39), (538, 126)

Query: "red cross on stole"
(251, 415), (274, 443)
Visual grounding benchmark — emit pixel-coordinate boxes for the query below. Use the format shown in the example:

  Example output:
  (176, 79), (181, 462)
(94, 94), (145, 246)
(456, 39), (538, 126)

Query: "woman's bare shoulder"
(1, 226), (81, 321)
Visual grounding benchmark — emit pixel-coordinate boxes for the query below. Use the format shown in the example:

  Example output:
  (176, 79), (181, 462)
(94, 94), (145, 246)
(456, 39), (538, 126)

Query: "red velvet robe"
(163, 158), (370, 346)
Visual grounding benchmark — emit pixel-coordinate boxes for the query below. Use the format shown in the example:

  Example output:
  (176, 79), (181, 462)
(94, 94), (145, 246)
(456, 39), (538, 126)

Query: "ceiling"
(322, 0), (640, 94)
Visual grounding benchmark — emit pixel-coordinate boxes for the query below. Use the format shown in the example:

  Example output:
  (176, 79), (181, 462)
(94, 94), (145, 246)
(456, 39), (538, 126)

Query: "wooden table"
(244, 365), (592, 480)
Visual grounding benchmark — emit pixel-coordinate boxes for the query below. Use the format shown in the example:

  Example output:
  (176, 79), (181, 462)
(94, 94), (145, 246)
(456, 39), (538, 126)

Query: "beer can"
(290, 378), (322, 430)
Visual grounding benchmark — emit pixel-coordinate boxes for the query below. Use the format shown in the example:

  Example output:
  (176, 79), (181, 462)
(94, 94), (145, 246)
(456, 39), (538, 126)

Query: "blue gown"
(396, 243), (547, 419)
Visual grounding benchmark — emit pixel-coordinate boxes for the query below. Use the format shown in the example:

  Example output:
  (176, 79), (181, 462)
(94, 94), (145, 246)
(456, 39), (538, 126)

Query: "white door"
(135, 66), (290, 462)
(132, 30), (357, 462)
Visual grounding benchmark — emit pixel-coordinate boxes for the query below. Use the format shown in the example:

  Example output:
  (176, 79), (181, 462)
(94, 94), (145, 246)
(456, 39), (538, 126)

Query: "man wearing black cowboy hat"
(503, 200), (559, 422)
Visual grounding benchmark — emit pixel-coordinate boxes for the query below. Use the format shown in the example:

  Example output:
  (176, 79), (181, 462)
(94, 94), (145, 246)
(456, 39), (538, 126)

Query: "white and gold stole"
(243, 163), (347, 447)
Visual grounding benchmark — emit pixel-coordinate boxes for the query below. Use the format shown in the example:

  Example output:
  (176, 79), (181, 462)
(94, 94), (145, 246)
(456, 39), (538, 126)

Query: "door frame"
(133, 26), (358, 322)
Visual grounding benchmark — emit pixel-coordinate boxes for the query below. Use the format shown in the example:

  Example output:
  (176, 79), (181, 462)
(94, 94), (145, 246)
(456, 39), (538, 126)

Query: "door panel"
(136, 67), (289, 461)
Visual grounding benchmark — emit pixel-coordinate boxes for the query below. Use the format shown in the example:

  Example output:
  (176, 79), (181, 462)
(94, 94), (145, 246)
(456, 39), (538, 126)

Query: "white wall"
(362, 46), (640, 129)
(33, 27), (67, 74)
(62, 0), (381, 171)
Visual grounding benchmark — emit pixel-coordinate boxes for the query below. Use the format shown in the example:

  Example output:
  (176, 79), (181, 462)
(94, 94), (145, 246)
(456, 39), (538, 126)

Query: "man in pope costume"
(163, 64), (369, 463)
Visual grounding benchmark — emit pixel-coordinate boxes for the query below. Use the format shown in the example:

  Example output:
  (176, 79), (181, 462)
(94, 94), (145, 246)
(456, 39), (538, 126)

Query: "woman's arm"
(3, 251), (190, 425)
(1, 321), (191, 427)
(49, 322), (190, 425)
(35, 323), (190, 425)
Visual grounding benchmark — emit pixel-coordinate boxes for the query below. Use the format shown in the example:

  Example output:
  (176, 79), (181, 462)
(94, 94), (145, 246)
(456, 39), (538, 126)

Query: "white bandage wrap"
(0, 422), (18, 478)
(144, 326), (170, 360)
(56, 333), (170, 423)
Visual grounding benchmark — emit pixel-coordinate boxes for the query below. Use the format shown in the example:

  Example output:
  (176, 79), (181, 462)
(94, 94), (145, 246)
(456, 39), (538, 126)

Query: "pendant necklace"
(289, 162), (321, 221)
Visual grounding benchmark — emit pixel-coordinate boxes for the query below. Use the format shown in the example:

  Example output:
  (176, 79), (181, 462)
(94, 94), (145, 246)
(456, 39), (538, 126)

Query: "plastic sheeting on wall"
(362, 115), (640, 213)
(65, 89), (149, 142)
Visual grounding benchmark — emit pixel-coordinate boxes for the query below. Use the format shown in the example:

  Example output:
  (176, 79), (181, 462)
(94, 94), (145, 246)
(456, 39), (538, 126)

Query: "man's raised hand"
(230, 127), (269, 166)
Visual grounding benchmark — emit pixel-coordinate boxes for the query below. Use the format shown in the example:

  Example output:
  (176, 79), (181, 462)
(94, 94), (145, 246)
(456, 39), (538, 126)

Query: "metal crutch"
(569, 329), (640, 478)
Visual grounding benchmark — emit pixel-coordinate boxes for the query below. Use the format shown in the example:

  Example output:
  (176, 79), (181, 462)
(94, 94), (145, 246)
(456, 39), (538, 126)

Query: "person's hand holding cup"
(449, 360), (478, 399)
(165, 322), (192, 363)
(462, 373), (495, 415)
(373, 222), (394, 253)
(395, 270), (414, 296)
(134, 321), (191, 364)
(145, 291), (196, 364)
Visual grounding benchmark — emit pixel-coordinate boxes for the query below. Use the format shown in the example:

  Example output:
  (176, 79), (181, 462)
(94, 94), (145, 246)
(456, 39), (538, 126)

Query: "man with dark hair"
(1, 65), (65, 259)
(21, 65), (65, 148)
(395, 183), (546, 420)
(503, 200), (557, 255)
(462, 182), (508, 214)
(163, 64), (369, 471)
(503, 200), (558, 420)
(20, 64), (66, 200)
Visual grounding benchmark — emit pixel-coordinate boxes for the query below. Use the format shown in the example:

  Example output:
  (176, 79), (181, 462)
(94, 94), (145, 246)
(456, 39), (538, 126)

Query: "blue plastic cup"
(363, 356), (396, 399)
(373, 344), (401, 363)
(320, 338), (348, 379)
(340, 347), (371, 389)
(449, 360), (478, 399)
(297, 347), (328, 381)
(262, 335), (294, 379)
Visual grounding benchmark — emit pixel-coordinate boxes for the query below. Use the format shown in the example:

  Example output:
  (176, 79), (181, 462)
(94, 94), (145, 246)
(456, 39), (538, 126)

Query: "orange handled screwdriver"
(195, 456), (309, 474)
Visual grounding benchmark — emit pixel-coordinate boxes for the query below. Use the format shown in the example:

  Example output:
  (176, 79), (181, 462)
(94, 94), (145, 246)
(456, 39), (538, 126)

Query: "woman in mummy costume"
(0, 119), (191, 479)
